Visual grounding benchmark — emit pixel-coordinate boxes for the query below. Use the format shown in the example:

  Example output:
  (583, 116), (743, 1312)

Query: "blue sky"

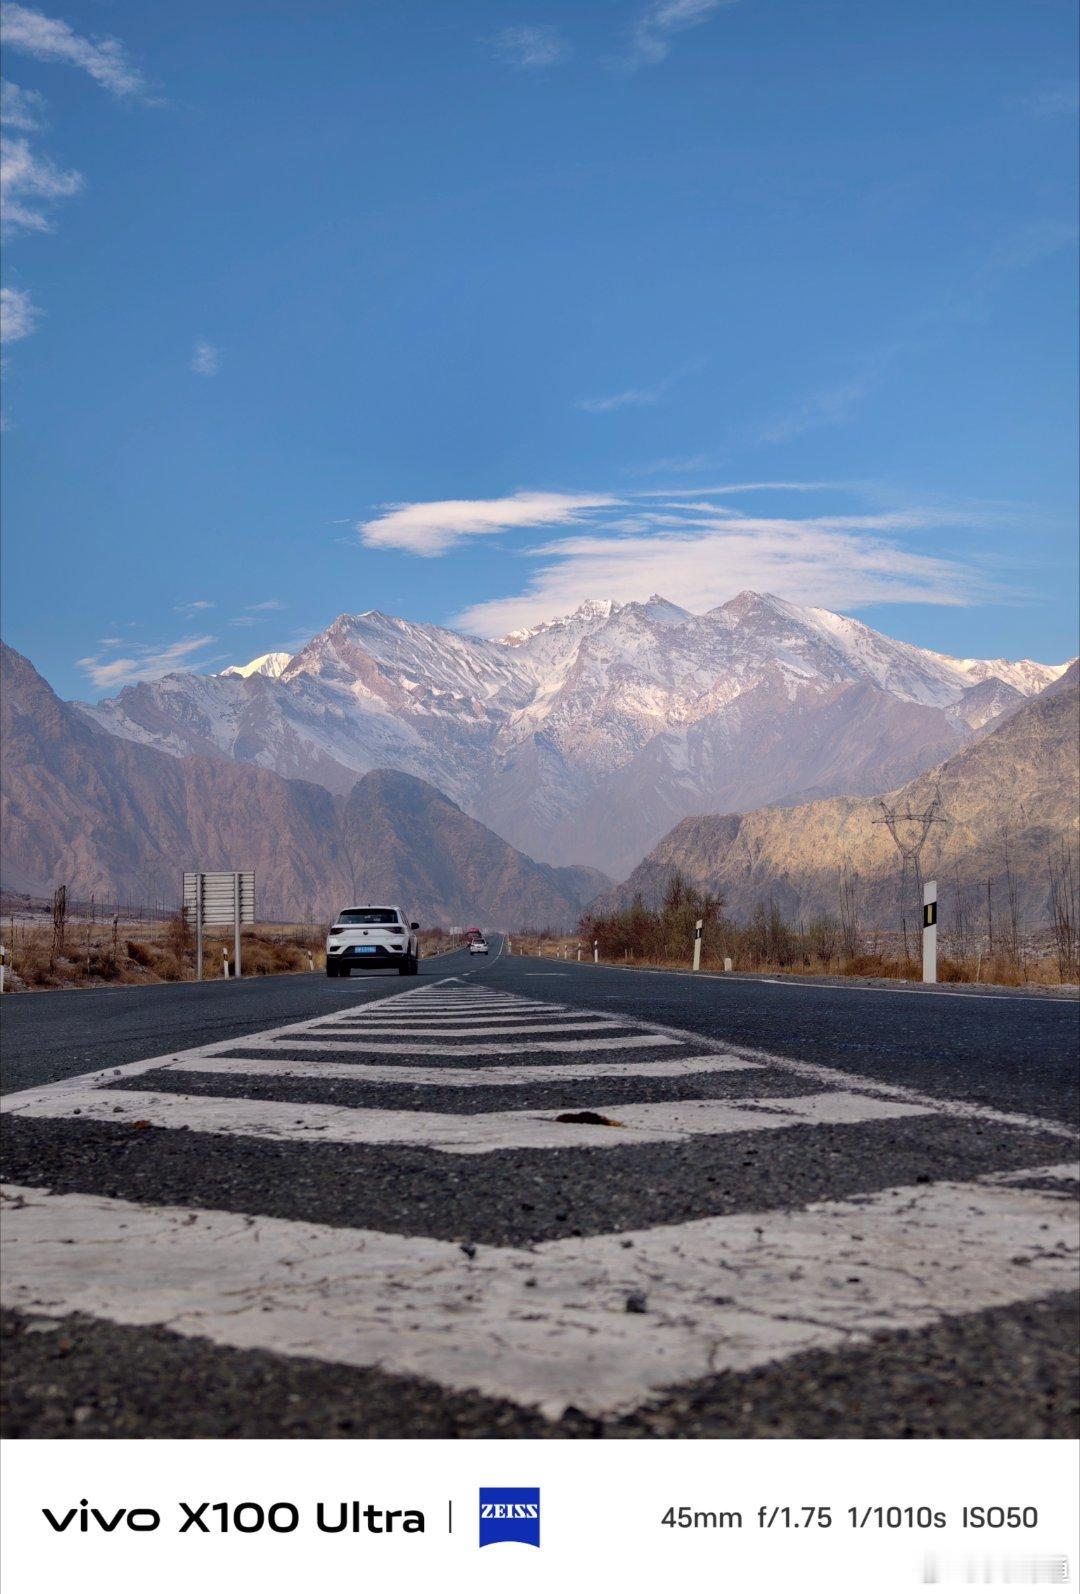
(1, 0), (1076, 698)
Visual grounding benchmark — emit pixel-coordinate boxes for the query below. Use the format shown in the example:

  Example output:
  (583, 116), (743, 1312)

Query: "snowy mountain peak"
(219, 651), (292, 680)
(74, 592), (1072, 879)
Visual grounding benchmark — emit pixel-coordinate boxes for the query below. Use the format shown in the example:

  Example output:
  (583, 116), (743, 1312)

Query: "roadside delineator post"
(922, 879), (938, 984)
(693, 917), (703, 972)
(593, 940), (599, 964)
(222, 946), (229, 978)
(724, 956), (733, 972)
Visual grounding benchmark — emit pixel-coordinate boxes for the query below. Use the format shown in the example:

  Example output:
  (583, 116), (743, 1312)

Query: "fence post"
(195, 875), (203, 982)
(693, 917), (703, 972)
(233, 871), (242, 981)
(922, 879), (938, 984)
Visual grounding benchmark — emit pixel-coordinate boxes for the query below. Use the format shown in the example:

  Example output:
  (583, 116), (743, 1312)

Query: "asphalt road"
(2, 940), (1077, 1439)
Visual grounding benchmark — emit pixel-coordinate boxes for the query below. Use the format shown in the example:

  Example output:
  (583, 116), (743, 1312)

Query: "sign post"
(922, 878), (938, 985)
(183, 872), (255, 982)
(693, 917), (703, 972)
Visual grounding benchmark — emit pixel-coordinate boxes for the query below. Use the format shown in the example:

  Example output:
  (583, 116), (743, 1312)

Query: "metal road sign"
(182, 871), (255, 982)
(183, 871), (255, 926)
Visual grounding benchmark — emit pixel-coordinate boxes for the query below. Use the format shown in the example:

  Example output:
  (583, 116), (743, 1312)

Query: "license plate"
(354, 946), (376, 954)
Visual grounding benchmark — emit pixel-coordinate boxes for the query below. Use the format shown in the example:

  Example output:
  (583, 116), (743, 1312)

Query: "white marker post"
(693, 917), (703, 972)
(922, 879), (938, 984)
(593, 940), (599, 964)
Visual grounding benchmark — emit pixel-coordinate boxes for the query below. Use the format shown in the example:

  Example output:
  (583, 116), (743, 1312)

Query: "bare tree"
(1048, 841), (1078, 983)
(50, 884), (68, 970)
(999, 820), (1023, 974)
(950, 863), (970, 964)
(838, 860), (860, 961)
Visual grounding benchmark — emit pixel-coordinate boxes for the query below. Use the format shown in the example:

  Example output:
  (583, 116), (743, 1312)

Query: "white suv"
(326, 906), (419, 977)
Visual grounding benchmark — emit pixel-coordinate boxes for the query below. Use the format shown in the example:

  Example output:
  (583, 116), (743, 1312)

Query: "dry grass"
(511, 934), (1069, 989)
(3, 915), (459, 992)
(2, 918), (328, 993)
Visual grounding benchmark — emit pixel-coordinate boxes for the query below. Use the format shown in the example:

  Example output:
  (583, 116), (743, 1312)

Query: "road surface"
(2, 940), (1077, 1438)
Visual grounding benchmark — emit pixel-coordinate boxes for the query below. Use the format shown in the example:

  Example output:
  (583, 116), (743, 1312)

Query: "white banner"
(2, 1438), (1076, 1594)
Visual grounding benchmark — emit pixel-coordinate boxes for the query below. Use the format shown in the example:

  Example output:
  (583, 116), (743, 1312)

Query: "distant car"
(326, 905), (419, 976)
(469, 937), (489, 955)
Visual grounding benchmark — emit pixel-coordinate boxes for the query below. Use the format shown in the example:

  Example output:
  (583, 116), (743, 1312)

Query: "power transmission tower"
(875, 789), (946, 961)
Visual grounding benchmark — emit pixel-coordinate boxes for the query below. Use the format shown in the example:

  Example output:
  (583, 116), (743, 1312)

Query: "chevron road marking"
(3, 1170), (1075, 1420)
(0, 1086), (933, 1153)
(156, 1052), (763, 1085)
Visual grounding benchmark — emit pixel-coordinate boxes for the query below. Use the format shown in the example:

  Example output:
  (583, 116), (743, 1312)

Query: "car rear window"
(336, 909), (400, 925)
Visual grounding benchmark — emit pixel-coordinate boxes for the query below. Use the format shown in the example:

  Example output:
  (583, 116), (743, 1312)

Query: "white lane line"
(5, 1173), (1074, 1419)
(629, 1015), (1080, 1144)
(579, 958), (1078, 1004)
(1, 1088), (932, 1153)
(152, 1053), (767, 1086)
(250, 1033), (685, 1056)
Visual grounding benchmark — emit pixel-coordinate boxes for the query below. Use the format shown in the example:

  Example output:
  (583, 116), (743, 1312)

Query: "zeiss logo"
(478, 1488), (540, 1548)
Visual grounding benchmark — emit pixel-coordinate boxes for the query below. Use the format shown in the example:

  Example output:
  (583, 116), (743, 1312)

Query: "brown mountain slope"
(0, 645), (607, 927)
(597, 663), (1079, 929)
(340, 770), (610, 927)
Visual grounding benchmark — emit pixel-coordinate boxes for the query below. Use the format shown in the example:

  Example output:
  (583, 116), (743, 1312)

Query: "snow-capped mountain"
(75, 593), (1072, 876)
(219, 651), (293, 679)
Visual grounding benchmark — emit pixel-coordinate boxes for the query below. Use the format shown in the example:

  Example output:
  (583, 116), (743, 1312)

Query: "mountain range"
(75, 592), (1070, 878)
(596, 661), (1080, 932)
(0, 643), (607, 927)
(2, 595), (1072, 930)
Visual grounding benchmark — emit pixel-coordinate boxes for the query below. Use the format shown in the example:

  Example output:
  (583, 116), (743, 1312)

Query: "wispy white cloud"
(489, 23), (570, 68)
(575, 371), (683, 414)
(190, 337), (219, 376)
(0, 3), (148, 98)
(449, 495), (987, 635)
(0, 131), (81, 232)
(1015, 79), (1079, 119)
(624, 0), (737, 68)
(78, 634), (217, 690)
(756, 375), (875, 445)
(245, 598), (284, 612)
(358, 490), (618, 556)
(0, 78), (45, 129)
(0, 282), (38, 341)
(173, 598), (215, 616)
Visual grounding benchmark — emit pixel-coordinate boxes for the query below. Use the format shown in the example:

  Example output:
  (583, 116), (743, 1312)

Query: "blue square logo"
(478, 1487), (541, 1548)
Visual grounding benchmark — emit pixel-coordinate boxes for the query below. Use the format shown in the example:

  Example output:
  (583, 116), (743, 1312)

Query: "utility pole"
(875, 790), (946, 976)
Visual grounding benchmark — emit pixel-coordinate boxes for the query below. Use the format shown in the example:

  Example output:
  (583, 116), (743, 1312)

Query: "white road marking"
(4, 1173), (1074, 1419)
(249, 1032), (685, 1056)
(630, 1014), (1080, 1143)
(153, 1053), (767, 1086)
(2, 1087), (933, 1153)
(579, 957), (1078, 1004)
(299, 1022), (632, 1038)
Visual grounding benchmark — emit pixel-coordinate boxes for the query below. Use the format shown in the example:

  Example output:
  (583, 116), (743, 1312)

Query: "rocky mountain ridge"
(73, 592), (1072, 874)
(595, 663), (1080, 932)
(0, 644), (607, 927)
